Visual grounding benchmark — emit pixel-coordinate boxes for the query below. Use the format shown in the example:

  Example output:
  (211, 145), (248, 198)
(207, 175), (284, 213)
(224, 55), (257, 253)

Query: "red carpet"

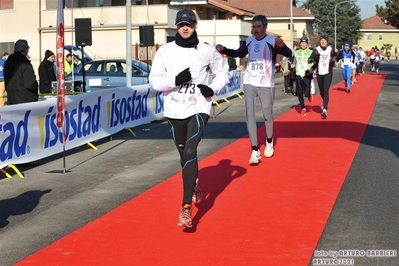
(17, 73), (385, 265)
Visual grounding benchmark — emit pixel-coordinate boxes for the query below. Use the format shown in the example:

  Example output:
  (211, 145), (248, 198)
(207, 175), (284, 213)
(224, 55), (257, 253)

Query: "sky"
(358, 0), (386, 19)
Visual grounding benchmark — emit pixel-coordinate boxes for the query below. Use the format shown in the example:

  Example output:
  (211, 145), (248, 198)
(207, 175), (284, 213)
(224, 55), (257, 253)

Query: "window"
(0, 0), (14, 10)
(365, 34), (372, 41)
(379, 33), (383, 41)
(84, 62), (102, 73)
(106, 63), (118, 75)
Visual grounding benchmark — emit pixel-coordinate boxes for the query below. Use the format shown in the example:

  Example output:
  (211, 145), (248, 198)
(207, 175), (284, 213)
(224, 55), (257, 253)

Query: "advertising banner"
(0, 85), (163, 169)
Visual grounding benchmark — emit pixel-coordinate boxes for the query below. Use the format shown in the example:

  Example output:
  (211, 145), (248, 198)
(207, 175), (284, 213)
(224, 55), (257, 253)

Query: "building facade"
(0, 0), (315, 71)
(358, 15), (399, 53)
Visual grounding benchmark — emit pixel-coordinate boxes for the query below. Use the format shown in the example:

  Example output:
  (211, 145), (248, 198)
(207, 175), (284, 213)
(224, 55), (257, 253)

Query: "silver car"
(66, 59), (151, 92)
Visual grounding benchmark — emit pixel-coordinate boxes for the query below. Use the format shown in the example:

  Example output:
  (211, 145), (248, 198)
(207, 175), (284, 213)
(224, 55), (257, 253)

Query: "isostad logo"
(107, 88), (162, 128)
(152, 91), (163, 115)
(0, 111), (30, 162)
(38, 97), (101, 149)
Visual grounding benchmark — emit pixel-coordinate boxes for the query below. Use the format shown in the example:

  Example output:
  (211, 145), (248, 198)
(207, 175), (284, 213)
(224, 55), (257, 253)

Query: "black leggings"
(283, 75), (291, 93)
(317, 72), (333, 110)
(295, 75), (311, 109)
(168, 113), (209, 206)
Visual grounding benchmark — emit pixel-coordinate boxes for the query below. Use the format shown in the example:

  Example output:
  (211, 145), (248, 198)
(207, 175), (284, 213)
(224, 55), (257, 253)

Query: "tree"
(381, 43), (393, 52)
(298, 0), (362, 48)
(376, 0), (399, 29)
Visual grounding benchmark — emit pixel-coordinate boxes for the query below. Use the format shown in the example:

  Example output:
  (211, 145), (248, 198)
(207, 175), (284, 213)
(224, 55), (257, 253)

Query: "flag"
(56, 0), (65, 143)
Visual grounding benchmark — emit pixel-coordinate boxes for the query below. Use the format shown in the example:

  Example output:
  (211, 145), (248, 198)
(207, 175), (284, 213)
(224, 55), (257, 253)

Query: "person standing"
(0, 52), (9, 106)
(227, 56), (237, 71)
(64, 53), (79, 77)
(4, 40), (39, 105)
(336, 42), (356, 93)
(149, 9), (229, 228)
(281, 55), (294, 94)
(216, 15), (292, 164)
(38, 50), (56, 94)
(291, 37), (313, 116)
(308, 34), (335, 119)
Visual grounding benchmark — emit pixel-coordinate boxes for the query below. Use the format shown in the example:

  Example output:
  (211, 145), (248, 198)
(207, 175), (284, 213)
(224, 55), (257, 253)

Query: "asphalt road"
(0, 60), (398, 266)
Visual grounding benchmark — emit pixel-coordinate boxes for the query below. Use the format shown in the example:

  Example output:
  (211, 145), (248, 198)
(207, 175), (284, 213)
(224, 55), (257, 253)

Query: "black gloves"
(197, 84), (214, 98)
(175, 68), (191, 86)
(175, 68), (214, 98)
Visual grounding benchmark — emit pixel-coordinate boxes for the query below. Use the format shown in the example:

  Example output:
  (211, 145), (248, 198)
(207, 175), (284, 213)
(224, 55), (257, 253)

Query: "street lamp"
(334, 0), (356, 52)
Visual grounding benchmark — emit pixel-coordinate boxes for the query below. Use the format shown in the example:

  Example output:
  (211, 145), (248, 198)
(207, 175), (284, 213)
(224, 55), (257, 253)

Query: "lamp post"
(334, 0), (356, 52)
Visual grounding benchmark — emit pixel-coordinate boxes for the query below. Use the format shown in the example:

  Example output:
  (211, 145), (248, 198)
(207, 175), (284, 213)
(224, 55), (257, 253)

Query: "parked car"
(66, 59), (151, 92)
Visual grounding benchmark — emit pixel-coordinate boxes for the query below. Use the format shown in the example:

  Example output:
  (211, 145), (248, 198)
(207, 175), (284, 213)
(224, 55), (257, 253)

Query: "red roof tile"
(226, 0), (314, 18)
(362, 15), (397, 30)
(208, 0), (255, 16)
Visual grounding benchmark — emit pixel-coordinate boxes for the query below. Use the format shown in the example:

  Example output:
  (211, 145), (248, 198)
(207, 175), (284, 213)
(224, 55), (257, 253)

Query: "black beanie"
(45, 50), (54, 59)
(320, 34), (328, 42)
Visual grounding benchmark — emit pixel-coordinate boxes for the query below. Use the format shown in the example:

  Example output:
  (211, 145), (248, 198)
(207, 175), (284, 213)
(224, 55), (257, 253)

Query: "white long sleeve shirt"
(149, 41), (229, 119)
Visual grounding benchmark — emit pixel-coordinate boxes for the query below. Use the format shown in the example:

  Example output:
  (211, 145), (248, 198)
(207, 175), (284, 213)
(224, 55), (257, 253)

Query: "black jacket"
(38, 59), (56, 93)
(4, 52), (38, 105)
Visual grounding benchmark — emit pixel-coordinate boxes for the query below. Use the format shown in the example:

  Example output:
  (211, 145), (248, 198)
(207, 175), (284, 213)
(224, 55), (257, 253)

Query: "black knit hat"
(300, 37), (308, 43)
(45, 50), (54, 59)
(320, 34), (328, 42)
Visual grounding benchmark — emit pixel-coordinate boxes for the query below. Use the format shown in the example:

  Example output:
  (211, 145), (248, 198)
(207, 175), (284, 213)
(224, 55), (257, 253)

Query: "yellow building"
(358, 15), (399, 53)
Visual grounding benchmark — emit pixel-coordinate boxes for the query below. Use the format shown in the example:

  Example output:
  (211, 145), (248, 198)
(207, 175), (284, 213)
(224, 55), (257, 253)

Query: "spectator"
(4, 40), (38, 105)
(227, 56), (237, 71)
(64, 53), (79, 77)
(0, 52), (9, 106)
(38, 50), (56, 93)
(281, 55), (293, 94)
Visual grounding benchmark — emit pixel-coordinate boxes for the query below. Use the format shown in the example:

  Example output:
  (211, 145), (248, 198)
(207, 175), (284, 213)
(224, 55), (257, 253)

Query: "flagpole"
(57, 0), (66, 173)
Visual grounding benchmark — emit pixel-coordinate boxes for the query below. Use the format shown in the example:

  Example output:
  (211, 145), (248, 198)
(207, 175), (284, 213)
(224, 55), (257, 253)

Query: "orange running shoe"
(178, 206), (193, 227)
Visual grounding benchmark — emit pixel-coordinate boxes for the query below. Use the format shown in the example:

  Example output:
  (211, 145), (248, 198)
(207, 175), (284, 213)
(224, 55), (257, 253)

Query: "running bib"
(316, 46), (333, 75)
(344, 58), (351, 65)
(249, 59), (266, 76)
(319, 59), (329, 74)
(172, 82), (200, 105)
(298, 62), (307, 71)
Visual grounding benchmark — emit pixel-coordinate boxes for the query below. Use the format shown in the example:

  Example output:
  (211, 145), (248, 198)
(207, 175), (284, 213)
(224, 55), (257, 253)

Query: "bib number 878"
(251, 63), (264, 70)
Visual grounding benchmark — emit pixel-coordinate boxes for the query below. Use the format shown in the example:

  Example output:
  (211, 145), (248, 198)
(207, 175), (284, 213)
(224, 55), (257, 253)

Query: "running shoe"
(178, 206), (193, 227)
(249, 150), (261, 164)
(192, 186), (202, 204)
(264, 140), (274, 158)
(308, 94), (314, 102)
(347, 88), (351, 94)
(321, 109), (327, 119)
(300, 108), (306, 116)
